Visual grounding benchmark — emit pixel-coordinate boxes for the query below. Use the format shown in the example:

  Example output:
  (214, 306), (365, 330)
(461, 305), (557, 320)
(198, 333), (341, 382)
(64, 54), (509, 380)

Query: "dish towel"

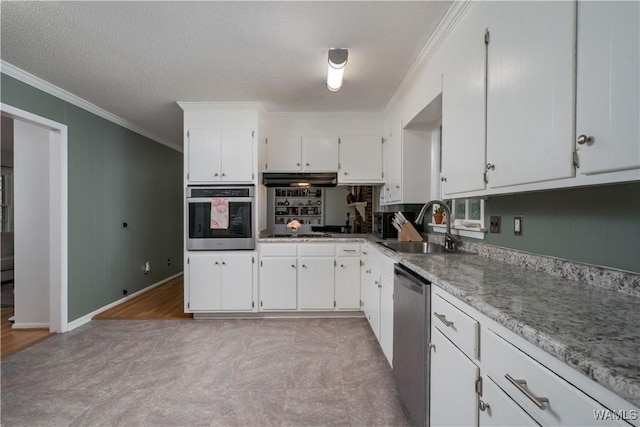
(210, 198), (229, 229)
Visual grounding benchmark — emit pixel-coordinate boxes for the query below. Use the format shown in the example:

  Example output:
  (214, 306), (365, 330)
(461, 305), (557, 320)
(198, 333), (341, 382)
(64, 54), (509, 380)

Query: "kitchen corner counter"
(257, 233), (373, 243)
(395, 251), (640, 408)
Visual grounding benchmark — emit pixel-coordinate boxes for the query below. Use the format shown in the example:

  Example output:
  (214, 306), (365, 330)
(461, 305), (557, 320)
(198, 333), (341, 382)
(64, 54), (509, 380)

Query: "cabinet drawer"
(336, 244), (361, 257)
(260, 243), (297, 257)
(299, 243), (334, 257)
(431, 292), (479, 359)
(482, 328), (628, 426)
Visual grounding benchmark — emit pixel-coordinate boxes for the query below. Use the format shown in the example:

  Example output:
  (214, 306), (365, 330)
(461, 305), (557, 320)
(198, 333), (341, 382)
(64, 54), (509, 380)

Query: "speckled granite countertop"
(397, 251), (640, 408)
(257, 232), (370, 243)
(258, 234), (640, 406)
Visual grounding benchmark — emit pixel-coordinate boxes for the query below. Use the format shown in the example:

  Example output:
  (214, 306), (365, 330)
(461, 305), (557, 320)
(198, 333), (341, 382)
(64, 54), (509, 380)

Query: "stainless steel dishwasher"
(393, 264), (431, 427)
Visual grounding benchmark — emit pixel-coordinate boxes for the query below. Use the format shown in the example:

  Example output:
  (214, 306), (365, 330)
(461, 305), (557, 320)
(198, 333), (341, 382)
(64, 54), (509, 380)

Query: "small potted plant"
(287, 219), (302, 235)
(433, 206), (445, 224)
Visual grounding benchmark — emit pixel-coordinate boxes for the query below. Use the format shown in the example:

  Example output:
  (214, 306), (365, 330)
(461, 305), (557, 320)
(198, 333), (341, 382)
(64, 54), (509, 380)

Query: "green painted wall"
(482, 183), (640, 273)
(2, 73), (184, 321)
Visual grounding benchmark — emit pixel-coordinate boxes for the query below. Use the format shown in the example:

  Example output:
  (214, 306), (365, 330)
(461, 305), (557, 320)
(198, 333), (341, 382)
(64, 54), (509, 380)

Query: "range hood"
(262, 172), (338, 187)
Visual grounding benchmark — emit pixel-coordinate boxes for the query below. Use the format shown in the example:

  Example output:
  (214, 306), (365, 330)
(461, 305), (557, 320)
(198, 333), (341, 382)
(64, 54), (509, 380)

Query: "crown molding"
(385, 0), (473, 115)
(1, 61), (182, 152)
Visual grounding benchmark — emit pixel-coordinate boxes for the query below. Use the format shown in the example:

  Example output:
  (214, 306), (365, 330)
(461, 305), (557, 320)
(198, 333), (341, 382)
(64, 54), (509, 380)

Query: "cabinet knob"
(214, 261), (219, 265)
(302, 264), (307, 268)
(479, 400), (490, 412)
(440, 176), (447, 182)
(577, 134), (593, 145)
(340, 264), (345, 268)
(291, 264), (296, 268)
(221, 261), (226, 266)
(221, 173), (226, 177)
(395, 185), (400, 189)
(297, 163), (301, 166)
(306, 163), (310, 166)
(486, 163), (495, 171)
(344, 172), (348, 175)
(214, 173), (219, 177)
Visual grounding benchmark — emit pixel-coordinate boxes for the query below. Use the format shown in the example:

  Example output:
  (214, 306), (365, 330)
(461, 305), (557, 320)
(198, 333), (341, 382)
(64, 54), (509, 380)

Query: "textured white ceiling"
(1, 1), (452, 148)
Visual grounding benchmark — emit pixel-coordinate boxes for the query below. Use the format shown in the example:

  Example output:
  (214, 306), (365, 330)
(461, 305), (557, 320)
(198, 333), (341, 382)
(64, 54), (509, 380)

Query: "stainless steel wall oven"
(186, 186), (255, 250)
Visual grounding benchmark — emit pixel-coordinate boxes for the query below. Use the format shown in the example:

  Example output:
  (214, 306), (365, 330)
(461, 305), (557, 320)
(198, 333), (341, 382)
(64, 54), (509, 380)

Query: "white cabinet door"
(339, 136), (383, 183)
(379, 275), (394, 366)
(362, 265), (381, 339)
(259, 257), (297, 310)
(301, 136), (339, 172)
(219, 254), (254, 311)
(576, 1), (640, 175)
(187, 129), (221, 183)
(220, 129), (254, 182)
(486, 1), (576, 188)
(335, 257), (361, 310)
(383, 114), (402, 202)
(430, 327), (480, 427)
(187, 254), (221, 311)
(265, 136), (302, 171)
(479, 376), (539, 427)
(299, 257), (335, 309)
(441, 1), (488, 196)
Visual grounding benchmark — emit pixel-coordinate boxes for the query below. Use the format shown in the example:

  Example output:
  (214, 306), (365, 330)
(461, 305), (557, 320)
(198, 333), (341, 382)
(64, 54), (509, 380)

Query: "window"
(1, 167), (13, 232)
(431, 198), (485, 239)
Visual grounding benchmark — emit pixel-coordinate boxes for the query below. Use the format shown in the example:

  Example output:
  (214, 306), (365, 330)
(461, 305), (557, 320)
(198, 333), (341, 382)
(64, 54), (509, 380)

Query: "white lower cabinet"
(186, 252), (255, 312)
(361, 243), (394, 366)
(259, 256), (297, 310)
(299, 257), (335, 309)
(430, 327), (479, 427)
(258, 242), (361, 312)
(479, 376), (539, 426)
(430, 287), (636, 427)
(335, 257), (361, 310)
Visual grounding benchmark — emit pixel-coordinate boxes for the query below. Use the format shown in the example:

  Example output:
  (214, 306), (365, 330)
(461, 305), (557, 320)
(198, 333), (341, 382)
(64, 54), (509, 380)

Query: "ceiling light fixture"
(327, 48), (348, 92)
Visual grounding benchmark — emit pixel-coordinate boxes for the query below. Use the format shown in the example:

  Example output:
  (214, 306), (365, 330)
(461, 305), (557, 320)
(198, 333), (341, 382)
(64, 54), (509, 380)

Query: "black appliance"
(373, 211), (417, 239)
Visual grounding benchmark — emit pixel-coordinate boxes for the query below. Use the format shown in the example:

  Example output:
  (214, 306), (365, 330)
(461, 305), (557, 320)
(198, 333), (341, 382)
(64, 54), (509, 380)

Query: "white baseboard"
(65, 272), (183, 332)
(12, 322), (49, 329)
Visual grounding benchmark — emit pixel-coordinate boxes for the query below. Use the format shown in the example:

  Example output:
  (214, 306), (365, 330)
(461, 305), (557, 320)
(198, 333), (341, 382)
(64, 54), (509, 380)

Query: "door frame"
(1, 103), (68, 333)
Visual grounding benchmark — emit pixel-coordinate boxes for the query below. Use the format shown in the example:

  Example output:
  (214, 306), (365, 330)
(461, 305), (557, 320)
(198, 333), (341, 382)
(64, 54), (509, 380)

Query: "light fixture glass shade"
(327, 48), (348, 92)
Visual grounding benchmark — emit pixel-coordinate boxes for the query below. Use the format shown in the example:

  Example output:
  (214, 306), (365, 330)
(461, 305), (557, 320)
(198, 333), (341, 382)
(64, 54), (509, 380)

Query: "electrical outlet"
(167, 258), (171, 266)
(144, 261), (150, 274)
(489, 215), (501, 233)
(514, 216), (523, 236)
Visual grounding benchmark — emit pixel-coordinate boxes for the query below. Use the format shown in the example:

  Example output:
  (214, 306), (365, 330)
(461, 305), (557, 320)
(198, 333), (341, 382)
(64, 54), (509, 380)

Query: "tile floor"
(1, 318), (411, 426)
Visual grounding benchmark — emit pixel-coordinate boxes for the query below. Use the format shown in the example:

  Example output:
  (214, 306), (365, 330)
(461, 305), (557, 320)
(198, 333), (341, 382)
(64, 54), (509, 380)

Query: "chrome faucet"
(415, 200), (459, 251)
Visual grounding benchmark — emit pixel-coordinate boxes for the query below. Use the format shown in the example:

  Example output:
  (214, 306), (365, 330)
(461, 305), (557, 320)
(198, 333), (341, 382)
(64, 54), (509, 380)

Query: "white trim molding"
(1, 61), (182, 152)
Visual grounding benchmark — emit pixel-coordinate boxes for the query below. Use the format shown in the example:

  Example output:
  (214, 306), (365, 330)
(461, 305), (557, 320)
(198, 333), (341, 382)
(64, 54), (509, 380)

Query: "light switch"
(514, 216), (523, 236)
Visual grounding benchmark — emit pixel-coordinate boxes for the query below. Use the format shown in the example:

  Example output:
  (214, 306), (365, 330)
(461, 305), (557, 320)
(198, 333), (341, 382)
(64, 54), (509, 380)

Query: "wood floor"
(94, 274), (190, 320)
(1, 274), (188, 357)
(1, 308), (52, 358)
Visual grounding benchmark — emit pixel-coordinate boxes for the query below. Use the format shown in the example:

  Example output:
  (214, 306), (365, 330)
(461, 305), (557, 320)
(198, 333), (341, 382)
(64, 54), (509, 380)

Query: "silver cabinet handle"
(434, 312), (454, 327)
(486, 163), (495, 171)
(343, 249), (358, 252)
(577, 134), (593, 145)
(428, 343), (435, 350)
(441, 176), (447, 182)
(479, 400), (491, 412)
(505, 374), (549, 409)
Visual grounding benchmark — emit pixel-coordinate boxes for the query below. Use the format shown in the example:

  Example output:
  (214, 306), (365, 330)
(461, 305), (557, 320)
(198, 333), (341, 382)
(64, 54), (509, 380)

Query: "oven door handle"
(187, 197), (254, 203)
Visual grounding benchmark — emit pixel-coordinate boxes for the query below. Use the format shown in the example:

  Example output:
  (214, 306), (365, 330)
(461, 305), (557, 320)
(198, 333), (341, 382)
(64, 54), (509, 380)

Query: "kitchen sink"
(377, 241), (447, 254)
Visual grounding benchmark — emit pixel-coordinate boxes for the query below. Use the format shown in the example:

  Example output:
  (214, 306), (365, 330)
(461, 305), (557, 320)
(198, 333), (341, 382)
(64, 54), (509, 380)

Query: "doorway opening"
(1, 104), (68, 333)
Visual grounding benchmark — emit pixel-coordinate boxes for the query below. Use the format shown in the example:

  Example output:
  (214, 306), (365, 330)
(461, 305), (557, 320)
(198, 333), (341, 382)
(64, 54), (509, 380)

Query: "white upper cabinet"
(265, 136), (339, 172)
(302, 136), (340, 172)
(339, 136), (384, 184)
(441, 1), (488, 196)
(576, 1), (640, 176)
(485, 1), (576, 188)
(187, 129), (254, 184)
(264, 136), (302, 171)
